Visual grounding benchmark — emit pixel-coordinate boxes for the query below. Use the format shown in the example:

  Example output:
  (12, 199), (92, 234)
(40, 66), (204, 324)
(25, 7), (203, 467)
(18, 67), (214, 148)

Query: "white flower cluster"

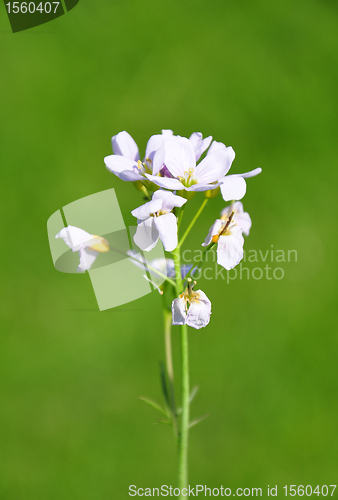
(56, 129), (261, 329)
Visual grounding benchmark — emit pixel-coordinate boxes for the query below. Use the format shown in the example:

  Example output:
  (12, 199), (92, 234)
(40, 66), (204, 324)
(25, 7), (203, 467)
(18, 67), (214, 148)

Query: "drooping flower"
(145, 136), (232, 192)
(202, 211), (244, 270)
(172, 279), (211, 329)
(104, 129), (175, 182)
(209, 140), (262, 201)
(55, 226), (109, 272)
(220, 201), (252, 236)
(131, 190), (187, 252)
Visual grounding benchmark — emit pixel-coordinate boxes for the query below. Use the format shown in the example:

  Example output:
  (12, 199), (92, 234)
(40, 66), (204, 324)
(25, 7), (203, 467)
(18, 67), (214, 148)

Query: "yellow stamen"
(212, 234), (219, 243)
(89, 236), (109, 252)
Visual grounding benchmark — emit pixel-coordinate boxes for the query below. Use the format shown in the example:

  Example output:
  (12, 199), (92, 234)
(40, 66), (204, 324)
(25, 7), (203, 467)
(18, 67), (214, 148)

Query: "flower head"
(202, 212), (244, 270)
(55, 226), (109, 272)
(104, 129), (175, 182)
(145, 136), (233, 192)
(131, 190), (187, 252)
(172, 279), (211, 329)
(220, 201), (252, 236)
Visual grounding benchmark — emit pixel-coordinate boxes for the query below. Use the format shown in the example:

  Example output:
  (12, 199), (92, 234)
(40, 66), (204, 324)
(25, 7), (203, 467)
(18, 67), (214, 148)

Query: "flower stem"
(178, 198), (208, 249)
(163, 307), (178, 440)
(178, 322), (189, 495)
(172, 245), (190, 495)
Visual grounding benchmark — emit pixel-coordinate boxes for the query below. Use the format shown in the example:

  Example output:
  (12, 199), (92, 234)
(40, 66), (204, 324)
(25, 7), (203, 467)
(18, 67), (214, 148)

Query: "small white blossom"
(131, 190), (187, 252)
(202, 214), (244, 270)
(172, 280), (211, 329)
(104, 129), (175, 182)
(55, 226), (109, 272)
(145, 136), (232, 193)
(220, 201), (252, 236)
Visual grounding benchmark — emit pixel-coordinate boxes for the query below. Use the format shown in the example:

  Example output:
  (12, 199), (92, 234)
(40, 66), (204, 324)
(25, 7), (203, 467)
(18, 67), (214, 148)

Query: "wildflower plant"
(54, 129), (261, 496)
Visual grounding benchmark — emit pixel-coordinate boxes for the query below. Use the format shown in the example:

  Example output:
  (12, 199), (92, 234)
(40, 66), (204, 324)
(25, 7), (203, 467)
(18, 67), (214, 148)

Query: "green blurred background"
(1, 0), (338, 498)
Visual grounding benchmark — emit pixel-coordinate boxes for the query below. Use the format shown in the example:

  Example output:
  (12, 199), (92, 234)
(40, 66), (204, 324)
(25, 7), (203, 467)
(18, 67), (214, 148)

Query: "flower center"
(212, 211), (235, 243)
(179, 278), (200, 307)
(177, 168), (197, 187)
(149, 210), (168, 218)
(88, 235), (110, 252)
(136, 158), (152, 175)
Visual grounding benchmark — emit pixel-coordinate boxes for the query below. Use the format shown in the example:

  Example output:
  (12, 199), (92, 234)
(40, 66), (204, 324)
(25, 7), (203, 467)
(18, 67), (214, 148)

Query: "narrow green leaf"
(157, 419), (173, 426)
(189, 385), (199, 404)
(139, 397), (168, 417)
(189, 414), (210, 429)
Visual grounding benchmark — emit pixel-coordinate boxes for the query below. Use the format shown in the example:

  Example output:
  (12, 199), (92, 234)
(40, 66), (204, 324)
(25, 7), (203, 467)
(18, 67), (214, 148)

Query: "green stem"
(178, 198), (208, 249)
(172, 245), (190, 495)
(178, 322), (189, 496)
(163, 307), (178, 441)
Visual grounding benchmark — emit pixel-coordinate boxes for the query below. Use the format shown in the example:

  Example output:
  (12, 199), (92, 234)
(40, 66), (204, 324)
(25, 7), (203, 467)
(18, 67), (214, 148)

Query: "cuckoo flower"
(131, 190), (187, 252)
(145, 137), (232, 192)
(55, 226), (109, 272)
(221, 201), (252, 236)
(104, 129), (175, 182)
(209, 140), (262, 201)
(202, 212), (244, 270)
(172, 279), (211, 330)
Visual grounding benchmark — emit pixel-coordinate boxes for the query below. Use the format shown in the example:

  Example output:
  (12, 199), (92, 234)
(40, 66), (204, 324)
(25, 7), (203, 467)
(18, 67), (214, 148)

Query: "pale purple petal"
(202, 219), (224, 247)
(145, 173), (184, 190)
(219, 175), (247, 201)
(78, 248), (99, 272)
(217, 229), (244, 270)
(153, 213), (178, 252)
(55, 226), (93, 251)
(164, 137), (196, 178)
(189, 132), (212, 161)
(152, 142), (166, 176)
(131, 198), (163, 220)
(186, 290), (211, 329)
(152, 190), (187, 212)
(133, 218), (159, 252)
(236, 167), (262, 178)
(185, 182), (220, 192)
(112, 131), (140, 161)
(104, 154), (142, 181)
(195, 149), (233, 184)
(172, 297), (187, 325)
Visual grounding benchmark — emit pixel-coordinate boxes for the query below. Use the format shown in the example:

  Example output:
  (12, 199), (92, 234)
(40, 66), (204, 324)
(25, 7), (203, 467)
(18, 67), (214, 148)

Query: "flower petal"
(55, 226), (94, 251)
(172, 297), (187, 325)
(236, 167), (262, 178)
(217, 229), (244, 270)
(195, 149), (233, 184)
(219, 175), (247, 201)
(153, 212), (178, 252)
(164, 137), (196, 178)
(189, 132), (212, 161)
(186, 291), (211, 329)
(78, 248), (99, 272)
(112, 131), (140, 161)
(133, 218), (159, 252)
(104, 154), (142, 181)
(145, 173), (184, 190)
(202, 219), (224, 246)
(152, 190), (187, 212)
(131, 198), (163, 220)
